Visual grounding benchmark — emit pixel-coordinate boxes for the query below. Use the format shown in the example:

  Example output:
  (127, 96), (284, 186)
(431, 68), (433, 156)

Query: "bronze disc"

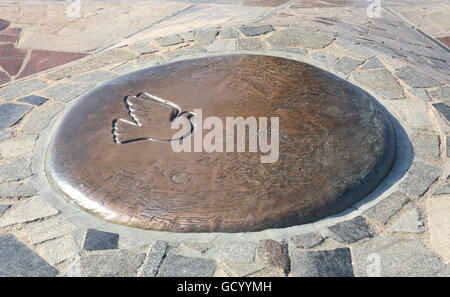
(46, 54), (395, 232)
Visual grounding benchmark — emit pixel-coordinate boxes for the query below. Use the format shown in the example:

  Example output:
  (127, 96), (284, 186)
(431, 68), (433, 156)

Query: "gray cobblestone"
(389, 208), (424, 234)
(328, 216), (373, 243)
(266, 28), (334, 49)
(0, 180), (36, 198)
(0, 103), (33, 130)
(0, 198), (59, 227)
(40, 83), (95, 102)
(363, 192), (410, 224)
(400, 162), (442, 197)
(240, 25), (274, 37)
(411, 131), (440, 161)
(433, 102), (450, 122)
(395, 67), (442, 88)
(156, 34), (184, 47)
(24, 216), (78, 244)
(238, 38), (264, 51)
(0, 157), (32, 183)
(80, 249), (146, 277)
(22, 102), (64, 135)
(215, 241), (257, 263)
(332, 56), (364, 75)
(158, 254), (216, 277)
(141, 240), (168, 277)
(195, 29), (218, 45)
(290, 232), (324, 249)
(352, 69), (404, 99)
(219, 28), (239, 39)
(0, 79), (48, 101)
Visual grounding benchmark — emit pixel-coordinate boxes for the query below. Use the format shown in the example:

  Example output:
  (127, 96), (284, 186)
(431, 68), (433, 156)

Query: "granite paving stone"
(0, 204), (10, 216)
(70, 71), (116, 83)
(126, 41), (158, 56)
(290, 232), (324, 249)
(352, 237), (450, 277)
(433, 102), (450, 122)
(395, 66), (442, 88)
(40, 83), (96, 103)
(332, 56), (364, 75)
(156, 34), (184, 47)
(266, 28), (334, 49)
(363, 192), (410, 224)
(360, 58), (384, 69)
(0, 157), (32, 183)
(83, 229), (119, 251)
(352, 68), (404, 99)
(157, 254), (217, 277)
(432, 183), (450, 195)
(427, 196), (450, 262)
(334, 39), (378, 58)
(39, 235), (80, 265)
(240, 25), (274, 37)
(0, 234), (58, 277)
(141, 240), (169, 277)
(289, 248), (354, 277)
(411, 131), (440, 161)
(238, 38), (264, 51)
(429, 85), (450, 102)
(0, 180), (36, 198)
(205, 39), (236, 52)
(389, 208), (424, 234)
(18, 95), (49, 106)
(21, 102), (65, 135)
(0, 198), (59, 227)
(309, 52), (338, 66)
(81, 249), (146, 277)
(0, 135), (37, 159)
(408, 88), (430, 101)
(0, 79), (48, 101)
(328, 216), (373, 243)
(0, 103), (33, 130)
(256, 240), (290, 274)
(195, 29), (218, 45)
(400, 162), (443, 197)
(219, 28), (239, 39)
(24, 216), (78, 245)
(215, 241), (257, 263)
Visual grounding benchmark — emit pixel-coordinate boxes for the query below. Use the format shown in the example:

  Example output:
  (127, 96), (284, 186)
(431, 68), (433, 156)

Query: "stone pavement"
(0, 0), (449, 277)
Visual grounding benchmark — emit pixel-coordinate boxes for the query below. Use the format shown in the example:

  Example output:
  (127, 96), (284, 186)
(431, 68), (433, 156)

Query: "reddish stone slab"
(0, 71), (9, 85)
(0, 44), (27, 76)
(0, 19), (9, 32)
(0, 34), (19, 43)
(1, 28), (21, 36)
(437, 37), (450, 48)
(18, 50), (88, 79)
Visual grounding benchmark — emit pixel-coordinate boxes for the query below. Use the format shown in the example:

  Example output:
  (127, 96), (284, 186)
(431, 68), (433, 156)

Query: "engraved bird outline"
(113, 92), (195, 144)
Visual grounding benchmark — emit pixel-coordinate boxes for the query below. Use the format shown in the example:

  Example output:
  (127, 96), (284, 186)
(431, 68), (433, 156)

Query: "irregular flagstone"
(219, 28), (239, 39)
(166, 45), (207, 57)
(0, 157), (32, 183)
(410, 131), (440, 161)
(0, 103), (33, 130)
(24, 216), (78, 245)
(351, 69), (404, 99)
(141, 240), (168, 277)
(240, 25), (274, 36)
(429, 85), (450, 102)
(215, 241), (257, 263)
(0, 180), (36, 198)
(433, 102), (450, 122)
(238, 38), (264, 50)
(0, 198), (58, 227)
(395, 67), (442, 88)
(0, 204), (10, 216)
(157, 254), (217, 277)
(309, 52), (338, 66)
(427, 196), (450, 261)
(195, 29), (218, 45)
(266, 28), (334, 49)
(332, 56), (364, 75)
(0, 234), (58, 277)
(389, 208), (424, 234)
(363, 192), (410, 224)
(40, 83), (96, 103)
(38, 235), (81, 265)
(18, 95), (49, 106)
(205, 39), (236, 52)
(180, 31), (195, 42)
(0, 79), (48, 101)
(126, 42), (158, 56)
(290, 232), (324, 249)
(156, 34), (184, 47)
(334, 39), (378, 58)
(360, 58), (384, 69)
(83, 229), (119, 251)
(400, 162), (443, 197)
(0, 135), (37, 159)
(328, 216), (373, 243)
(256, 240), (290, 274)
(289, 248), (354, 277)
(22, 102), (65, 135)
(388, 99), (433, 128)
(352, 237), (450, 277)
(80, 249), (146, 277)
(408, 88), (430, 101)
(433, 183), (450, 195)
(70, 71), (116, 83)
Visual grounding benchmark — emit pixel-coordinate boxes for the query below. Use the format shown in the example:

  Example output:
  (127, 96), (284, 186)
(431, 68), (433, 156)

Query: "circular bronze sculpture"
(47, 54), (395, 232)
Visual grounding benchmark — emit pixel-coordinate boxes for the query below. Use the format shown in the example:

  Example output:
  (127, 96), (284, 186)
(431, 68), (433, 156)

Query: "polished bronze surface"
(47, 54), (395, 233)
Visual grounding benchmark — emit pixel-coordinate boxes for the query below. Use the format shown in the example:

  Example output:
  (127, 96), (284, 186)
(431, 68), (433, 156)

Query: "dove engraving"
(113, 92), (195, 144)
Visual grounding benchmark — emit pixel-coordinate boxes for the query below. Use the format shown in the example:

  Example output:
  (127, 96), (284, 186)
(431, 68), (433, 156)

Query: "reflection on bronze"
(46, 55), (395, 233)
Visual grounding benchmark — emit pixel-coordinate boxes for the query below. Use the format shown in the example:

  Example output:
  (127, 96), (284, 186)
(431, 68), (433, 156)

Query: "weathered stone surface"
(70, 71), (116, 83)
(0, 204), (10, 216)
(83, 229), (119, 251)
(433, 103), (450, 122)
(0, 234), (58, 277)
(166, 45), (207, 57)
(0, 135), (36, 159)
(158, 254), (216, 277)
(0, 157), (32, 183)
(256, 240), (289, 274)
(238, 38), (264, 50)
(205, 39), (236, 52)
(400, 162), (442, 197)
(309, 52), (338, 66)
(429, 85), (450, 102)
(22, 102), (64, 135)
(328, 216), (373, 243)
(219, 28), (239, 39)
(127, 41), (158, 55)
(334, 39), (378, 58)
(0, 79), (48, 101)
(217, 261), (266, 277)
(427, 196), (450, 261)
(156, 34), (184, 47)
(360, 58), (384, 69)
(0, 103), (33, 130)
(408, 88), (430, 101)
(411, 131), (440, 161)
(81, 249), (145, 277)
(363, 192), (410, 224)
(18, 95), (49, 106)
(39, 235), (80, 265)
(0, 180), (36, 198)
(240, 25), (274, 37)
(195, 29), (218, 45)
(215, 241), (257, 263)
(266, 28), (334, 49)
(353, 237), (449, 277)
(433, 183), (450, 195)
(290, 232), (324, 249)
(0, 198), (58, 227)
(332, 57), (364, 75)
(41, 83), (95, 103)
(289, 248), (354, 277)
(141, 240), (168, 277)
(395, 67), (442, 88)
(24, 216), (78, 244)
(389, 99), (433, 128)
(352, 69), (404, 99)
(389, 208), (424, 234)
